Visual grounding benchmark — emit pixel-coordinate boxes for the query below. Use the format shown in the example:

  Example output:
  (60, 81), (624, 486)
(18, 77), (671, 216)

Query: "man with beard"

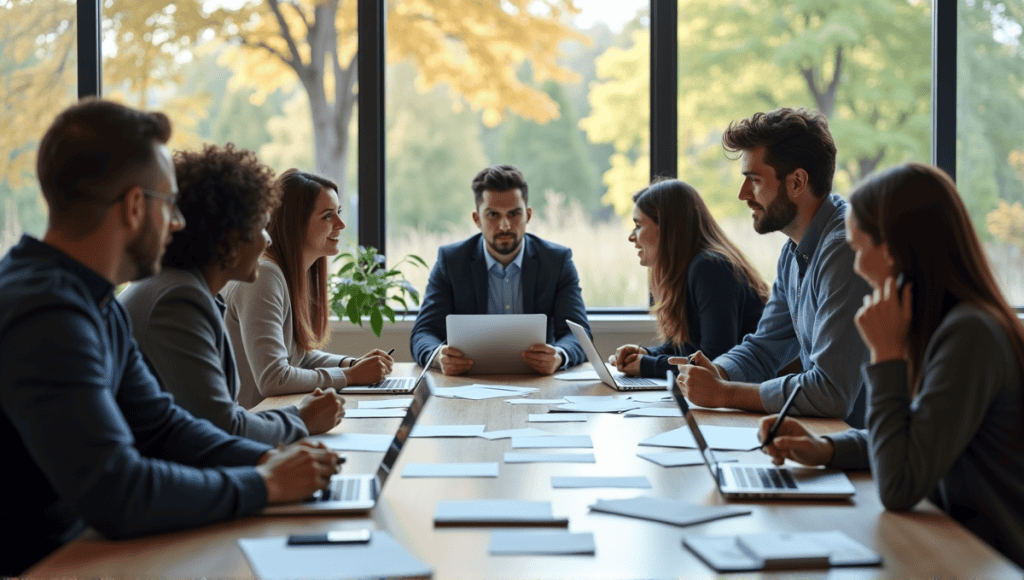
(0, 99), (340, 577)
(670, 108), (870, 426)
(410, 164), (590, 375)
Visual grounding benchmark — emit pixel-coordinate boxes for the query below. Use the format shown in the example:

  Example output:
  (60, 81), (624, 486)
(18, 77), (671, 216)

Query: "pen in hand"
(386, 348), (395, 356)
(757, 383), (803, 450)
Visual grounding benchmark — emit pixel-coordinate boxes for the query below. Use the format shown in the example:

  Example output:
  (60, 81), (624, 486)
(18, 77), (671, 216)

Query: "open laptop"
(262, 371), (432, 514)
(669, 380), (855, 500)
(447, 313), (546, 374)
(566, 320), (669, 391)
(340, 344), (441, 394)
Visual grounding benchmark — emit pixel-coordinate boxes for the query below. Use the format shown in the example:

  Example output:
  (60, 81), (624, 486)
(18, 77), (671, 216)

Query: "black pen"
(759, 383), (803, 449)
(386, 348), (395, 356)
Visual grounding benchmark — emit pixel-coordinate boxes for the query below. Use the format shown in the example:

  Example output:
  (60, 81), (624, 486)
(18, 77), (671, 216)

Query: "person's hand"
(256, 441), (341, 504)
(344, 353), (391, 385)
(355, 349), (394, 372)
(757, 415), (835, 467)
(438, 346), (473, 375)
(296, 387), (346, 435)
(611, 344), (647, 376)
(854, 275), (912, 364)
(668, 351), (728, 408)
(522, 343), (563, 375)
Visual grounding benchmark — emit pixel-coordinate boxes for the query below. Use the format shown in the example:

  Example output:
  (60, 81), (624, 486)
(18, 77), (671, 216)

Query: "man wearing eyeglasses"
(0, 99), (340, 576)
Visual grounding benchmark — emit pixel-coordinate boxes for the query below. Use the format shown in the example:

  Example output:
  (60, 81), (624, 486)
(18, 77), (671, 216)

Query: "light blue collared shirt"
(713, 194), (870, 420)
(483, 235), (526, 315)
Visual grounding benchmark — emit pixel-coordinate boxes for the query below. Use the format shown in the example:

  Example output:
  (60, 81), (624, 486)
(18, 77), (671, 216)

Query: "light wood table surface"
(28, 363), (1022, 578)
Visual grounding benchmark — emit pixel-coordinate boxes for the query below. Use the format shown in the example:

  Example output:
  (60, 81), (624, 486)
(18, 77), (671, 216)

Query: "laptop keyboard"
(360, 377), (414, 391)
(615, 376), (660, 387)
(306, 477), (361, 503)
(731, 466), (798, 489)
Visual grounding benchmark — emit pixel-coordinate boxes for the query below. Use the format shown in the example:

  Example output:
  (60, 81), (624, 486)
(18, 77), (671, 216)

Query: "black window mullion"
(650, 1), (677, 181)
(77, 0), (101, 98)
(932, 0), (956, 181)
(358, 0), (386, 254)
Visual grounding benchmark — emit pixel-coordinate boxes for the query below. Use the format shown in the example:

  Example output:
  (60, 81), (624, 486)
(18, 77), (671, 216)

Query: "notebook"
(446, 313), (546, 374)
(341, 344), (440, 394)
(262, 372), (431, 514)
(669, 380), (855, 500)
(567, 320), (668, 390)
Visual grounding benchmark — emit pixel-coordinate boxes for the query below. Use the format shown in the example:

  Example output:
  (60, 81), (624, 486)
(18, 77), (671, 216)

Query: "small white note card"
(623, 407), (682, 418)
(410, 424), (486, 437)
(344, 408), (407, 419)
(504, 452), (596, 464)
(479, 428), (550, 440)
(589, 497), (751, 527)
(528, 414), (587, 423)
(490, 531), (596, 555)
(638, 450), (738, 467)
(505, 398), (568, 405)
(511, 435), (593, 449)
(552, 476), (651, 489)
(434, 500), (567, 525)
(311, 433), (393, 452)
(358, 398), (413, 409)
(401, 462), (499, 478)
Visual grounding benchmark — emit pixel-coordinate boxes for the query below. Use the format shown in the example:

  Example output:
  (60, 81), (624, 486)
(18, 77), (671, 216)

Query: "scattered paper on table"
(479, 428), (551, 440)
(311, 432), (393, 452)
(505, 398), (568, 405)
(401, 462), (499, 478)
(504, 452), (596, 464)
(344, 408), (407, 419)
(238, 532), (431, 580)
(589, 497), (751, 527)
(552, 476), (651, 488)
(638, 450), (738, 467)
(358, 398), (413, 409)
(552, 370), (601, 380)
(511, 435), (593, 449)
(434, 500), (566, 525)
(639, 425), (760, 451)
(410, 424), (486, 438)
(563, 395), (629, 403)
(553, 400), (645, 413)
(623, 407), (682, 418)
(432, 385), (539, 400)
(490, 531), (595, 555)
(529, 413), (587, 423)
(626, 392), (674, 403)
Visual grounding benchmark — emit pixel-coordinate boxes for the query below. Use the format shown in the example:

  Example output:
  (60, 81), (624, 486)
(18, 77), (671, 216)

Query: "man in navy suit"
(410, 165), (591, 375)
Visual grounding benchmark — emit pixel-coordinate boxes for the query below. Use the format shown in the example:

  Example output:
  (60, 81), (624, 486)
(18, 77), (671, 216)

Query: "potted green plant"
(329, 245), (427, 337)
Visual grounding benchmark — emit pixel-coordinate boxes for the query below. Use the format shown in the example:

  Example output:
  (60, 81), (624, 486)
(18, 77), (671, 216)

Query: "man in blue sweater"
(0, 99), (340, 576)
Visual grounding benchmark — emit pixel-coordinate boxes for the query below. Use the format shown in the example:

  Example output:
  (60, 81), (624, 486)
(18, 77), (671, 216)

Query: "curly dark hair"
(162, 143), (281, 271)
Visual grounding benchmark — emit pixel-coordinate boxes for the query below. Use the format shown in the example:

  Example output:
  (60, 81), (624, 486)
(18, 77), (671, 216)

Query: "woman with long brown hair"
(224, 168), (393, 409)
(759, 163), (1024, 566)
(611, 178), (768, 379)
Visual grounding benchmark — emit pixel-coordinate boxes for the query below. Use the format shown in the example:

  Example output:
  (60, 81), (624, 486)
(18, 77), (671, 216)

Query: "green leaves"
(329, 245), (426, 338)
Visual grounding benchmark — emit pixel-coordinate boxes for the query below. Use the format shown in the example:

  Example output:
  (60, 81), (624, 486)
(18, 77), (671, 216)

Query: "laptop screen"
(374, 345), (439, 490)
(669, 377), (723, 482)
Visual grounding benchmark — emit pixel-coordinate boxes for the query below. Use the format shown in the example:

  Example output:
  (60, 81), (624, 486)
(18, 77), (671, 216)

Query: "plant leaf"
(346, 294), (363, 326)
(370, 309), (383, 338)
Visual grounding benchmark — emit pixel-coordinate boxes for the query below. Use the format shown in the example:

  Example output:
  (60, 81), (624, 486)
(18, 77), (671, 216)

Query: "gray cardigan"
(223, 259), (349, 409)
(828, 303), (1024, 567)
(119, 267), (308, 444)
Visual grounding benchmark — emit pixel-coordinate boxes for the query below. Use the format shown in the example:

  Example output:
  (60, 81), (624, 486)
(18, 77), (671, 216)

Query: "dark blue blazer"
(410, 233), (591, 368)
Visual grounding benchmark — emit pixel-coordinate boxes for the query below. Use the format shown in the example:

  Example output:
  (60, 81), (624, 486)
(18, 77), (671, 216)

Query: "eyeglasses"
(141, 188), (184, 222)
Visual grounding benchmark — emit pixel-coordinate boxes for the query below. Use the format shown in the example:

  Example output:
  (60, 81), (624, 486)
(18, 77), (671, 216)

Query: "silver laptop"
(341, 344), (440, 394)
(566, 320), (668, 391)
(446, 313), (546, 374)
(669, 380), (855, 500)
(262, 372), (432, 514)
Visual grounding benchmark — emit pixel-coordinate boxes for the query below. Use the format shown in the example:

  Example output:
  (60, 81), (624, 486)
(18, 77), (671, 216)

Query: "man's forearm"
(721, 381), (765, 412)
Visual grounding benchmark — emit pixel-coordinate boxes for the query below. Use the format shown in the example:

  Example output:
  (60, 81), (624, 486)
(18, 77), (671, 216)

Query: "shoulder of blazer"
(439, 234), (485, 266)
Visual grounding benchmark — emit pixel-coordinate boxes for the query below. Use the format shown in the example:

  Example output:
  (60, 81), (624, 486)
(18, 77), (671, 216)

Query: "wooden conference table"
(28, 363), (1022, 578)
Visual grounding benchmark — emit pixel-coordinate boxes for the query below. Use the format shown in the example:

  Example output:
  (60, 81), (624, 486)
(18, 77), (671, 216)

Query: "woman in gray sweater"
(759, 162), (1024, 567)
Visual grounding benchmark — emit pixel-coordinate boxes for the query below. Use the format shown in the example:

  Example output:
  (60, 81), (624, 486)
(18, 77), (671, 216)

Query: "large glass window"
(101, 1), (359, 246)
(385, 0), (651, 308)
(668, 0), (933, 285)
(0, 0), (79, 254)
(958, 0), (1024, 303)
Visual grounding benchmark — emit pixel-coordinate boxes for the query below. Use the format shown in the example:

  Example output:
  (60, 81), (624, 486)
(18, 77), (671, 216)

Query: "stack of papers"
(238, 532), (431, 580)
(589, 497), (751, 527)
(432, 385), (539, 400)
(684, 531), (882, 572)
(434, 500), (568, 525)
(490, 531), (595, 555)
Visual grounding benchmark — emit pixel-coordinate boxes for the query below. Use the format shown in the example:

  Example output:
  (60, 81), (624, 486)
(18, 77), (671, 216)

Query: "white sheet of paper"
(238, 533), (431, 580)
(563, 395), (629, 403)
(626, 392), (674, 403)
(505, 398), (568, 405)
(589, 497), (751, 527)
(410, 424), (486, 438)
(553, 400), (644, 413)
(504, 452), (596, 463)
(401, 462), (499, 478)
(432, 386), (537, 400)
(552, 370), (601, 380)
(358, 398), (413, 409)
(623, 407), (682, 417)
(551, 476), (651, 488)
(479, 428), (550, 440)
(434, 500), (565, 524)
(528, 413), (587, 423)
(471, 384), (538, 393)
(639, 425), (760, 450)
(311, 432), (394, 452)
(637, 450), (739, 467)
(511, 435), (593, 449)
(343, 408), (408, 418)
(490, 531), (595, 555)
